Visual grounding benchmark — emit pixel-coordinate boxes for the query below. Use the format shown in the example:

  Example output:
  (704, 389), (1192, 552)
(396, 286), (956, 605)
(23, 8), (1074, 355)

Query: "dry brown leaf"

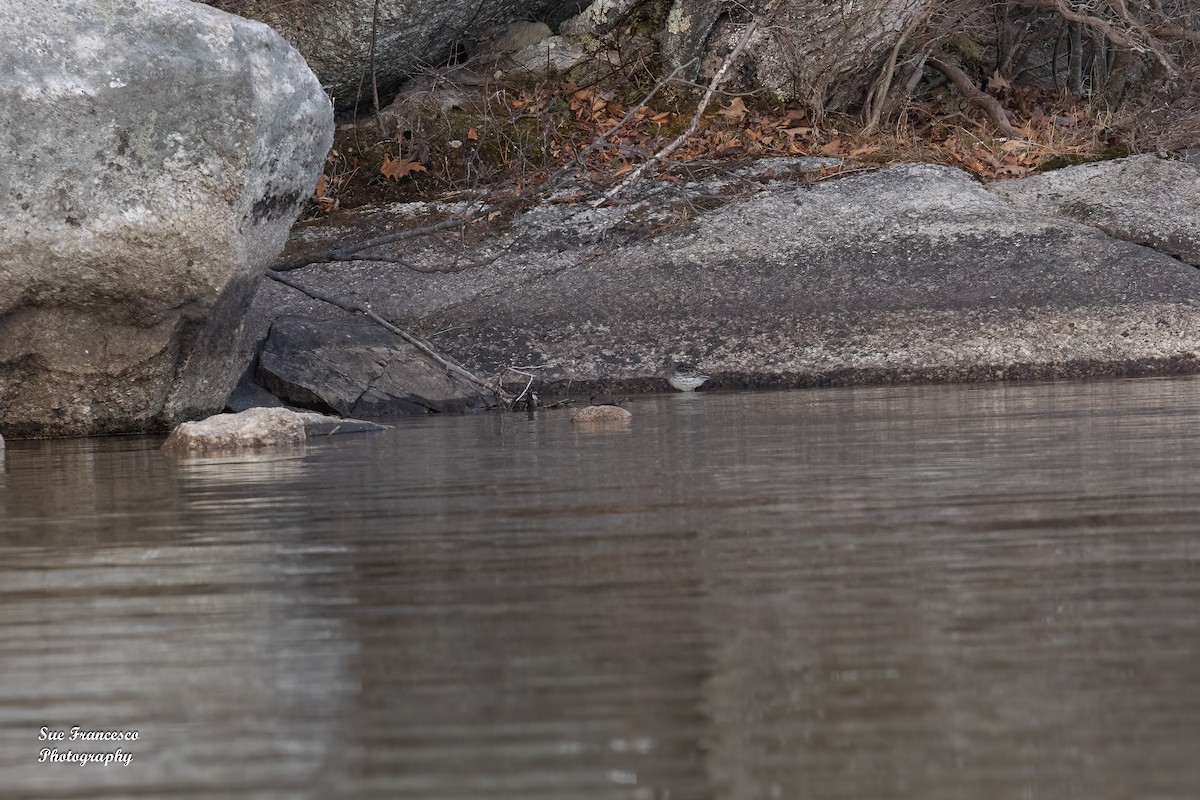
(380, 155), (426, 182)
(996, 164), (1030, 177)
(988, 71), (1012, 92)
(818, 138), (843, 156)
(467, 127), (479, 141)
(718, 97), (749, 124)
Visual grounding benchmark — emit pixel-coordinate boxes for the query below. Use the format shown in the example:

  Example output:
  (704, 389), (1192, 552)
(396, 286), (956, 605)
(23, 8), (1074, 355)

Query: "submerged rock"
(570, 404), (632, 430)
(0, 0), (332, 438)
(163, 407), (308, 452)
(571, 404), (632, 423)
(162, 407), (385, 452)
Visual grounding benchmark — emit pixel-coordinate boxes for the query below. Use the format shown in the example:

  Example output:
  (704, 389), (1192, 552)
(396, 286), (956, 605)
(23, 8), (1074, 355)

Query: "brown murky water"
(2, 378), (1199, 799)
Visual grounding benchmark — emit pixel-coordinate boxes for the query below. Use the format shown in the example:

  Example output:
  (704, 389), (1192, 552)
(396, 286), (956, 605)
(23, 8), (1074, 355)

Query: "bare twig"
(369, 0), (382, 124)
(507, 367), (537, 405)
(1021, 0), (1177, 74)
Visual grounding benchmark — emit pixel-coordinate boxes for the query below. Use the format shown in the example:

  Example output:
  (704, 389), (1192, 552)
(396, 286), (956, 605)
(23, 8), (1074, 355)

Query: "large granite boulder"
(247, 157), (1200, 396)
(0, 0), (333, 438)
(201, 0), (580, 109)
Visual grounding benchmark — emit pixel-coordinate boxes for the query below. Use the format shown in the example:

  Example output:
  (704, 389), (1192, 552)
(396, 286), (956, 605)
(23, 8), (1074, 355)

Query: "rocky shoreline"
(239, 156), (1200, 414)
(3, 0), (1200, 439)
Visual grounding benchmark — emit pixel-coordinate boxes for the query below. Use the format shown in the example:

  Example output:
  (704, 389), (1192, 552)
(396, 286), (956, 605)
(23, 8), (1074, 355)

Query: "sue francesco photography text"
(38, 726), (138, 766)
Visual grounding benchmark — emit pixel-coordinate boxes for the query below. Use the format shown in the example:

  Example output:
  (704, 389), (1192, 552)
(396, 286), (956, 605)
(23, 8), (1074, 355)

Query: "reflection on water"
(2, 377), (1200, 798)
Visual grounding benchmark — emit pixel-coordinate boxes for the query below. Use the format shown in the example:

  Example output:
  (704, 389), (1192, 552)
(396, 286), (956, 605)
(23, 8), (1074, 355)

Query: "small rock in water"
(162, 407), (384, 453)
(163, 407), (306, 452)
(571, 404), (632, 424)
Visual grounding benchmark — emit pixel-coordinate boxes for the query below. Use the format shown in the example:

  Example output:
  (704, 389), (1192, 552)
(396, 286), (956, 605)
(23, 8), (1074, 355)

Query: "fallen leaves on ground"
(311, 73), (1121, 214)
(380, 155), (426, 182)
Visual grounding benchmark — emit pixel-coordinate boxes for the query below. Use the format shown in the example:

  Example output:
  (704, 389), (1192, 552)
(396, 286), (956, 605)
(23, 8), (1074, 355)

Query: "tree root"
(927, 57), (1020, 139)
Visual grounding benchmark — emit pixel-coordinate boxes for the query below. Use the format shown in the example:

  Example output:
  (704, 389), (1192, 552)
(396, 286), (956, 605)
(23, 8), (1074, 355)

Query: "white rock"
(162, 408), (310, 452)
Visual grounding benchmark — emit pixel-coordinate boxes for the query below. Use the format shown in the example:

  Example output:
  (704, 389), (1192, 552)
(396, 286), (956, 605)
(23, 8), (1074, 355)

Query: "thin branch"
(1021, 0), (1176, 73)
(369, 0), (382, 120)
(508, 368), (537, 405)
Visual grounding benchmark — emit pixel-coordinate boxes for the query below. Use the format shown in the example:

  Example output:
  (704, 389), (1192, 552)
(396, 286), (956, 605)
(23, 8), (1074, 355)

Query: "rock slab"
(248, 158), (1200, 395)
(0, 0), (333, 438)
(989, 155), (1200, 266)
(256, 315), (498, 417)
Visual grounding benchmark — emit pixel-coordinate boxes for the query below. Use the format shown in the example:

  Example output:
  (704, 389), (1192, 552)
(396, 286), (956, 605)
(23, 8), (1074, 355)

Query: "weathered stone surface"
(202, 0), (579, 108)
(225, 365), (289, 412)
(248, 158), (1200, 397)
(163, 407), (308, 452)
(559, 0), (640, 36)
(506, 35), (594, 78)
(0, 0), (333, 438)
(256, 315), (497, 417)
(558, 0), (930, 108)
(571, 404), (631, 422)
(989, 155), (1200, 266)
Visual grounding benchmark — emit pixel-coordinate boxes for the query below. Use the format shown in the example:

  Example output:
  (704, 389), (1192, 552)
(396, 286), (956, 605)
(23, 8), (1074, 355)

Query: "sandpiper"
(662, 357), (710, 392)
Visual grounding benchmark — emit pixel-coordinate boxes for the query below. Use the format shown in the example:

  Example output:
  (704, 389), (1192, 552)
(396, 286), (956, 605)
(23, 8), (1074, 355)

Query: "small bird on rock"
(662, 357), (710, 392)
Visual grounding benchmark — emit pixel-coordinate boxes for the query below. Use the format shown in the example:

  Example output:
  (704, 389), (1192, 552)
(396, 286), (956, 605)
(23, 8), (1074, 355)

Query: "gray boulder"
(0, 0), (333, 438)
(989, 155), (1200, 266)
(248, 158), (1200, 395)
(202, 0), (579, 109)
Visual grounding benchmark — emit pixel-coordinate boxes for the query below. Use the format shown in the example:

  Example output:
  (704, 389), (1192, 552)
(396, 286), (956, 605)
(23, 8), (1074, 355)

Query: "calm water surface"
(2, 378), (1199, 799)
